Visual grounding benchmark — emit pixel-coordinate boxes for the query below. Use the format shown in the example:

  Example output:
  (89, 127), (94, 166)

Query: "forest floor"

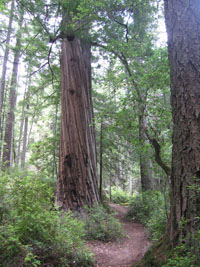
(88, 204), (151, 267)
(87, 203), (151, 267)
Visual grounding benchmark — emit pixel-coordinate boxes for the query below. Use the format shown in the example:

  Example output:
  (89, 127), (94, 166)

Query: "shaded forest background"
(0, 0), (170, 196)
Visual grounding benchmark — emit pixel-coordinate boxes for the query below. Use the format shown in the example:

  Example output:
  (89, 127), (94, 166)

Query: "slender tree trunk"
(2, 8), (24, 169)
(16, 72), (29, 166)
(0, 0), (15, 158)
(16, 106), (24, 166)
(99, 121), (103, 201)
(109, 174), (112, 202)
(164, 0), (200, 244)
(27, 102), (37, 148)
(118, 146), (124, 188)
(21, 109), (28, 169)
(52, 104), (58, 179)
(129, 146), (134, 195)
(56, 37), (99, 210)
(138, 112), (152, 191)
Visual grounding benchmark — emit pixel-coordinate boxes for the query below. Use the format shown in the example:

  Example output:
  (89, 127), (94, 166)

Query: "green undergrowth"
(0, 169), (126, 266)
(133, 231), (200, 267)
(127, 190), (169, 241)
(111, 186), (132, 205)
(0, 169), (94, 267)
(84, 204), (124, 242)
(163, 231), (200, 267)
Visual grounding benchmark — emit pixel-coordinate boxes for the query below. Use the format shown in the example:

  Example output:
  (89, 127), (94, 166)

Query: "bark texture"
(164, 0), (200, 243)
(56, 37), (99, 210)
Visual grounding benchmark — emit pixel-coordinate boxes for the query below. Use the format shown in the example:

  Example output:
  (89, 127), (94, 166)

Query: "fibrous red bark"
(56, 37), (99, 210)
(164, 0), (200, 243)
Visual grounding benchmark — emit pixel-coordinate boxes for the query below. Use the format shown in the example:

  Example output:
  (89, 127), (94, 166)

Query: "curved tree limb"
(91, 41), (142, 101)
(145, 129), (171, 176)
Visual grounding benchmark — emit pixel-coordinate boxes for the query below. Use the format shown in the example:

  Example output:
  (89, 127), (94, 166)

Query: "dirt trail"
(87, 203), (151, 267)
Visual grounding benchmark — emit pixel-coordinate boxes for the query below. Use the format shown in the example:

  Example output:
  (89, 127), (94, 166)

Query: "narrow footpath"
(87, 203), (151, 267)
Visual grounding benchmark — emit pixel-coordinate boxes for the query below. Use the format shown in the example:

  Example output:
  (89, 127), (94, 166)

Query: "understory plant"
(111, 186), (132, 205)
(84, 204), (124, 242)
(163, 230), (200, 267)
(126, 190), (169, 241)
(0, 169), (94, 267)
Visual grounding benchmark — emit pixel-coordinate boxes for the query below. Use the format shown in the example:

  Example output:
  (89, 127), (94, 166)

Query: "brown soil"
(87, 203), (151, 267)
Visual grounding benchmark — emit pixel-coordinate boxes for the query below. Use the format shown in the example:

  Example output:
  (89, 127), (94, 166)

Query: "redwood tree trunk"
(56, 37), (99, 210)
(164, 0), (200, 244)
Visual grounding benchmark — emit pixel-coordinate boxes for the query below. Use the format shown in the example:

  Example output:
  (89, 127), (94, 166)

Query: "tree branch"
(30, 62), (48, 77)
(145, 129), (171, 176)
(91, 41), (142, 101)
(111, 18), (129, 43)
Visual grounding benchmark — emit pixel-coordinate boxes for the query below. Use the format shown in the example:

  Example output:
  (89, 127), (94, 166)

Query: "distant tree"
(0, 0), (15, 158)
(2, 6), (24, 168)
(91, 0), (157, 191)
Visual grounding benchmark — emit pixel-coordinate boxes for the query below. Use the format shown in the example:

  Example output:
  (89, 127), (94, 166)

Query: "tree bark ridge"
(57, 37), (99, 210)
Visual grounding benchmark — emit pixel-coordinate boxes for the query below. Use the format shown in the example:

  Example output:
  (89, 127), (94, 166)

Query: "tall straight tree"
(164, 0), (200, 244)
(11, 0), (99, 207)
(0, 0), (15, 158)
(56, 3), (99, 210)
(2, 6), (24, 168)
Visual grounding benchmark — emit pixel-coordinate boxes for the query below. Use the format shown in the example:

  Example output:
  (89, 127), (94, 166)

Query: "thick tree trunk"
(2, 8), (24, 169)
(56, 37), (99, 210)
(164, 0), (200, 244)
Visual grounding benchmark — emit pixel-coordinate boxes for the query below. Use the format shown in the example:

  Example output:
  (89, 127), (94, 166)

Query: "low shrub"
(84, 204), (124, 242)
(111, 187), (131, 205)
(126, 190), (169, 241)
(0, 170), (94, 266)
(163, 230), (200, 267)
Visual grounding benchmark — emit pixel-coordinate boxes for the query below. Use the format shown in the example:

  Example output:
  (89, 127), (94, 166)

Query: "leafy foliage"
(29, 134), (59, 176)
(0, 170), (94, 266)
(127, 190), (169, 241)
(163, 231), (200, 267)
(111, 187), (132, 205)
(84, 204), (124, 242)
